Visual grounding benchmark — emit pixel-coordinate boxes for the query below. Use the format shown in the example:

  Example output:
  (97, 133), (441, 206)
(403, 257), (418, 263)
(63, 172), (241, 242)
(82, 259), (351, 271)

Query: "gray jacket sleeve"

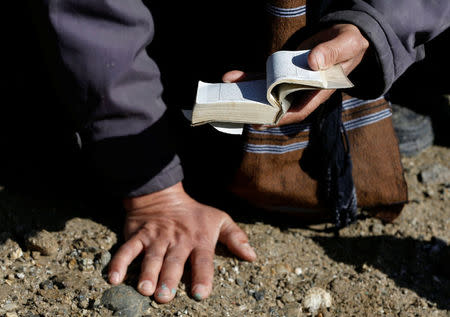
(44, 0), (183, 197)
(319, 0), (450, 98)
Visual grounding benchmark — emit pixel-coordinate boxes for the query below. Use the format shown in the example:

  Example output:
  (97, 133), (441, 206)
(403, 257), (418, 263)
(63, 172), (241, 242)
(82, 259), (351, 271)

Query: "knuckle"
(165, 254), (186, 266)
(112, 251), (133, 265)
(358, 36), (369, 50)
(345, 25), (369, 51)
(228, 228), (248, 244)
(193, 232), (214, 248)
(192, 255), (213, 267)
(326, 44), (340, 64)
(143, 252), (165, 263)
(160, 278), (179, 287)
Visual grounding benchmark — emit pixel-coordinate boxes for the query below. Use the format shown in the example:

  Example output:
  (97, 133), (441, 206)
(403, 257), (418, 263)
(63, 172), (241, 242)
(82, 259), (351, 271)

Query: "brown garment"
(230, 0), (408, 223)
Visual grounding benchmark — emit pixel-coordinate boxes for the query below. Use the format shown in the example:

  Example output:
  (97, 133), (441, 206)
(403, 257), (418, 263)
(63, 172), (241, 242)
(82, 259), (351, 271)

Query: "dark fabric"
(301, 94), (357, 229)
(34, 0), (183, 197)
(319, 0), (450, 98)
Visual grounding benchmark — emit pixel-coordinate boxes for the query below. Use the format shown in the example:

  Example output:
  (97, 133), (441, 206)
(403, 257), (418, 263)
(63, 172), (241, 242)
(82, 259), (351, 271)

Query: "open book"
(191, 50), (353, 126)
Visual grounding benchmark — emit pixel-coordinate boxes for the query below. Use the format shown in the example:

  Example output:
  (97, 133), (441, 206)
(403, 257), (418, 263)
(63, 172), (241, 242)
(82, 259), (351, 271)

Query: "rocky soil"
(0, 145), (449, 317)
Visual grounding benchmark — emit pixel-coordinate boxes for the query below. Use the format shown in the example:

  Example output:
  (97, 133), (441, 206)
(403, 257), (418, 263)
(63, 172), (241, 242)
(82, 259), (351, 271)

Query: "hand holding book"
(192, 50), (353, 126)
(192, 24), (369, 128)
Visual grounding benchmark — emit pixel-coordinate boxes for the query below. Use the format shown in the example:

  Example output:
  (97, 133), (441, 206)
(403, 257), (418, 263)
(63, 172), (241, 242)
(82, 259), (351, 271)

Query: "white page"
(266, 50), (323, 90)
(196, 80), (269, 105)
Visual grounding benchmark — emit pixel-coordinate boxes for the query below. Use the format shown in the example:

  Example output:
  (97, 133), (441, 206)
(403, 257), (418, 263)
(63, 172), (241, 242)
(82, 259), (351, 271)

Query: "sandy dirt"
(0, 145), (449, 317)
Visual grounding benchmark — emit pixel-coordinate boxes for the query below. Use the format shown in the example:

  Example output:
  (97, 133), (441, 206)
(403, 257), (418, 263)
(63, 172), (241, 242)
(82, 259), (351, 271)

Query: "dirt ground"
(0, 145), (449, 317)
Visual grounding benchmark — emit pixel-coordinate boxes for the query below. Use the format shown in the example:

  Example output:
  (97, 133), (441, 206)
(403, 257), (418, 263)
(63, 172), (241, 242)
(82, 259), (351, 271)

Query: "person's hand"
(279, 23), (369, 125)
(223, 23), (369, 126)
(108, 182), (256, 303)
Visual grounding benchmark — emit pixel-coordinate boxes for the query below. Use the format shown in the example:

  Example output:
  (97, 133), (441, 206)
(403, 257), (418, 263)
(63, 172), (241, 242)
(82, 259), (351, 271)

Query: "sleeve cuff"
(126, 156), (184, 197)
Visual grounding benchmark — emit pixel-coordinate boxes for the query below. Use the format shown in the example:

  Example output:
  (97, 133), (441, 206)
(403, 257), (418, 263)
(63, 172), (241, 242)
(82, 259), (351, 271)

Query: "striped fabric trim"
(247, 97), (389, 136)
(244, 105), (392, 154)
(244, 140), (309, 154)
(342, 96), (385, 111)
(344, 108), (391, 131)
(247, 122), (310, 135)
(265, 4), (306, 17)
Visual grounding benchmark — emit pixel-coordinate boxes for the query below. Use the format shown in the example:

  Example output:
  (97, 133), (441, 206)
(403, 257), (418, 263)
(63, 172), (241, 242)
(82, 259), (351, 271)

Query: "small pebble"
(68, 258), (77, 270)
(281, 291), (296, 303)
(26, 230), (59, 256)
(303, 287), (332, 315)
(15, 273), (25, 280)
(151, 301), (159, 309)
(9, 248), (23, 261)
(2, 303), (18, 311)
(235, 278), (245, 286)
(39, 280), (54, 290)
(253, 290), (265, 301)
(294, 267), (303, 275)
(274, 263), (292, 275)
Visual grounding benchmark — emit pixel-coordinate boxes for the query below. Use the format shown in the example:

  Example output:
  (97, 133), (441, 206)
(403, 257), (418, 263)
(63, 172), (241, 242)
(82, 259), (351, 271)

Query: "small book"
(191, 50), (353, 126)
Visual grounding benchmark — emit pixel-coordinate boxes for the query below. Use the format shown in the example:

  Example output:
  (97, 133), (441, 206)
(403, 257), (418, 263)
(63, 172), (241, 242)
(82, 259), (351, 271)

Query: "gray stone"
(39, 280), (54, 290)
(419, 164), (450, 185)
(95, 250), (111, 270)
(281, 303), (302, 317)
(101, 285), (150, 317)
(235, 278), (245, 286)
(391, 104), (434, 157)
(253, 290), (265, 301)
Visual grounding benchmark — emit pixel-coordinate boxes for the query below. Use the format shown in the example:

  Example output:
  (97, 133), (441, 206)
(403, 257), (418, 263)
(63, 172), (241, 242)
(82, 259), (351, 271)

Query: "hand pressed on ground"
(108, 182), (256, 303)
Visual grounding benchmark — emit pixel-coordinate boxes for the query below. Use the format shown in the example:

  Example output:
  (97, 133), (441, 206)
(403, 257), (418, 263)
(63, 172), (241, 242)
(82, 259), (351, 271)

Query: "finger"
(137, 241), (170, 296)
(154, 245), (191, 303)
(277, 90), (335, 126)
(222, 70), (265, 83)
(308, 27), (368, 70)
(340, 51), (365, 75)
(108, 236), (144, 285)
(219, 216), (256, 261)
(190, 247), (215, 301)
(222, 70), (246, 83)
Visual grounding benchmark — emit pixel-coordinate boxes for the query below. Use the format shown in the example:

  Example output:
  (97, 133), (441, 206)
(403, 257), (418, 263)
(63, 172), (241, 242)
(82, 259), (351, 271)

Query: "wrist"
(123, 182), (185, 211)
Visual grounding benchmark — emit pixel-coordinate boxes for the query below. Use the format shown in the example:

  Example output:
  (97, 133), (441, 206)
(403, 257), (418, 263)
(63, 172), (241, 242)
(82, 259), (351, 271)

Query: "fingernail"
(157, 283), (171, 299)
(109, 272), (120, 284)
(243, 243), (257, 258)
(138, 280), (153, 294)
(192, 284), (207, 301)
(315, 53), (325, 70)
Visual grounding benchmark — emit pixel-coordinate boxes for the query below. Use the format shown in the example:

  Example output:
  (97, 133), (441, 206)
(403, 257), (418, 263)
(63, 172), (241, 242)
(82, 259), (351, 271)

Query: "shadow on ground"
(0, 187), (123, 249)
(312, 235), (450, 310)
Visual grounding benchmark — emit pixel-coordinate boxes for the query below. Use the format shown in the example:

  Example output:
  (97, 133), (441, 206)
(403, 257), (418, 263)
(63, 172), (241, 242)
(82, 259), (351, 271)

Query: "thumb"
(218, 216), (257, 261)
(307, 24), (369, 71)
(308, 42), (342, 71)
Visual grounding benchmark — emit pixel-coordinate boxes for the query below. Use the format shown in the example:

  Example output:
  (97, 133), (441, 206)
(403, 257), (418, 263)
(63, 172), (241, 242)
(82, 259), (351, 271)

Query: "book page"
(322, 64), (354, 88)
(266, 50), (324, 91)
(196, 80), (269, 105)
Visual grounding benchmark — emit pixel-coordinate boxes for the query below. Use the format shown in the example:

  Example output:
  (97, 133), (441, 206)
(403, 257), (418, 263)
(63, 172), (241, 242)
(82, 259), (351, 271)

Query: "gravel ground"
(0, 145), (449, 317)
